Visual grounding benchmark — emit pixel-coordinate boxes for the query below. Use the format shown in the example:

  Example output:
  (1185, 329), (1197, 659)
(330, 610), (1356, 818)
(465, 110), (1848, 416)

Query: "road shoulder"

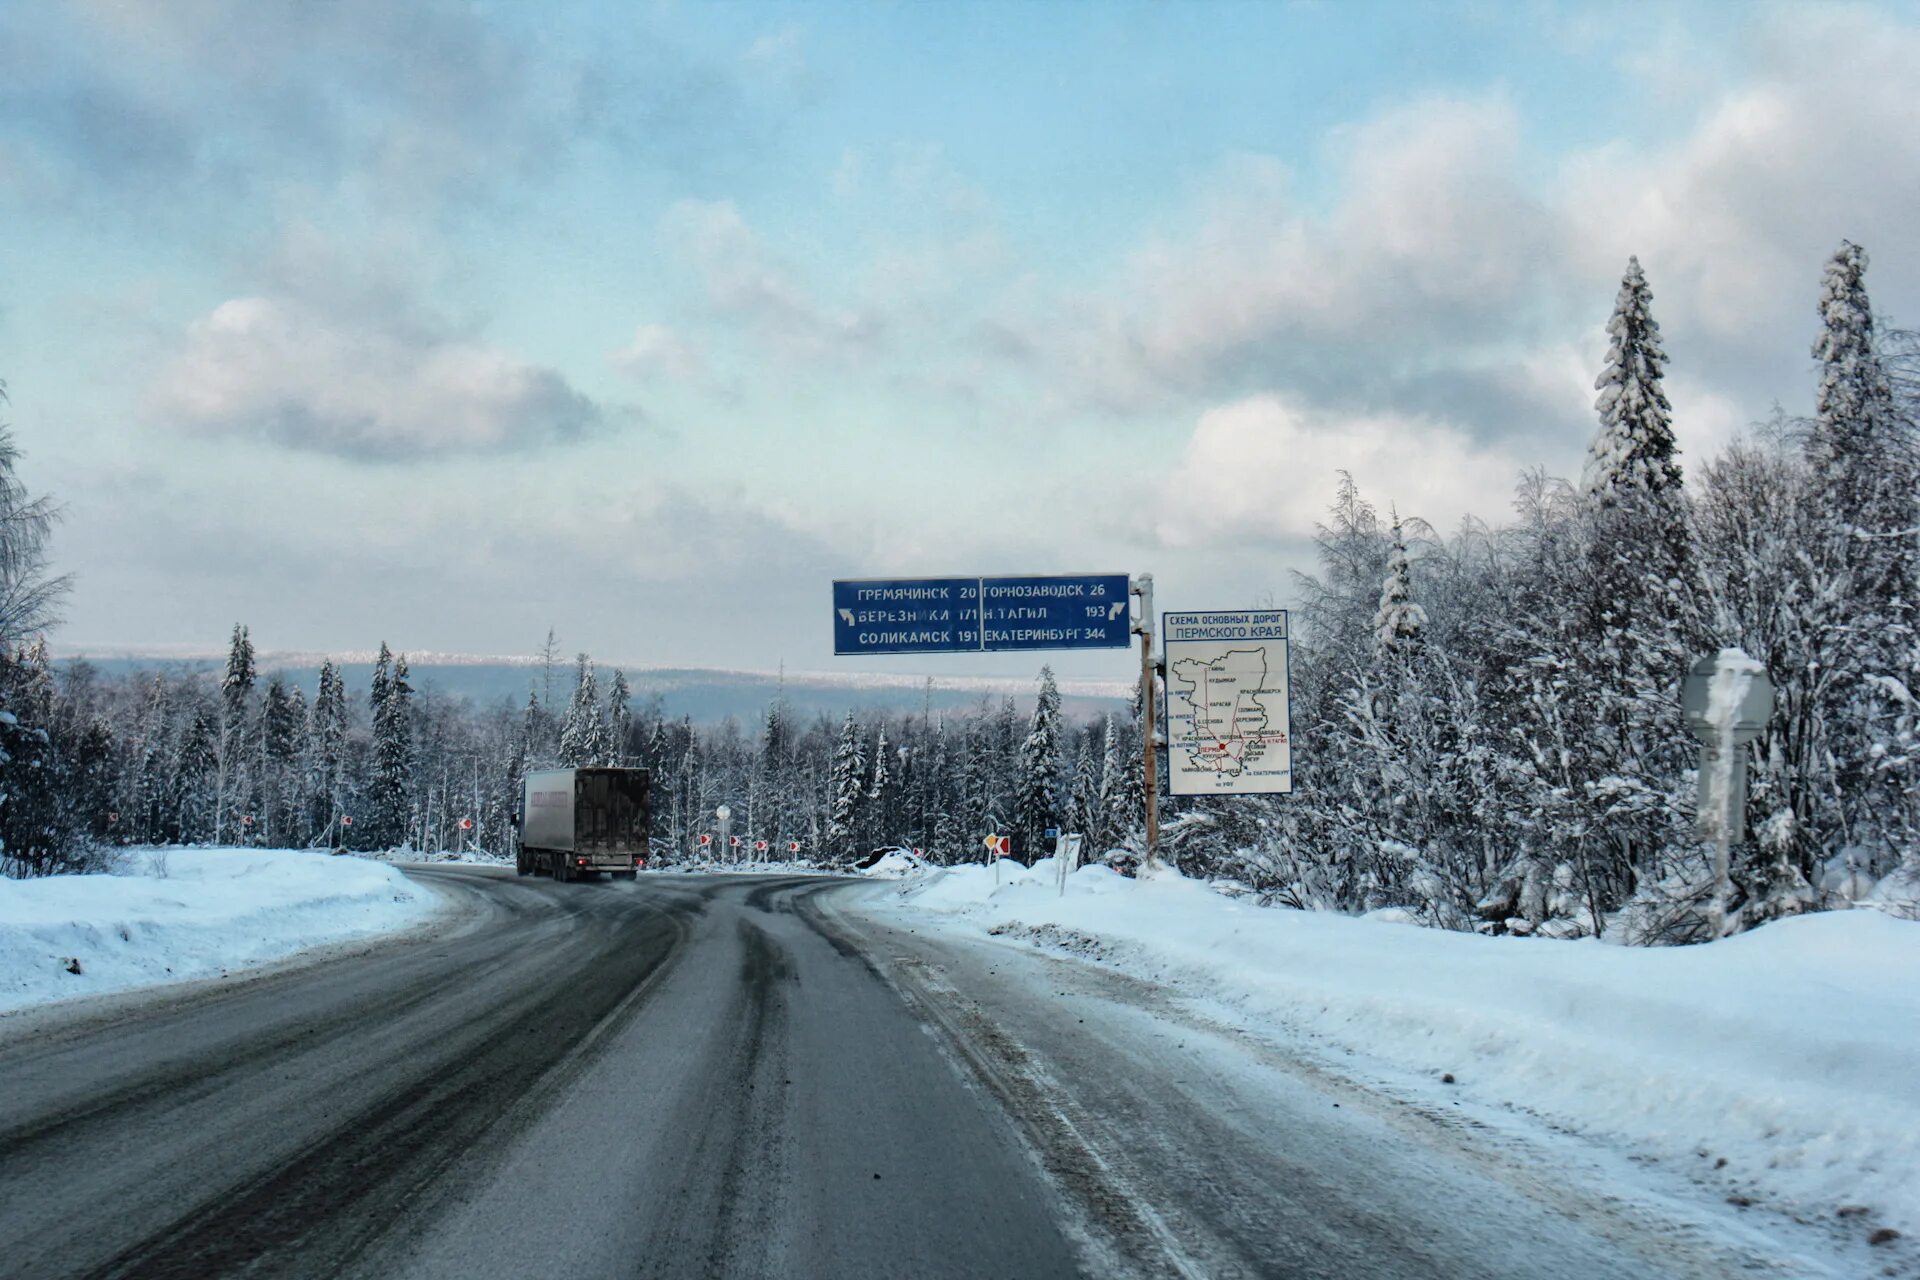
(823, 884), (1895, 1280)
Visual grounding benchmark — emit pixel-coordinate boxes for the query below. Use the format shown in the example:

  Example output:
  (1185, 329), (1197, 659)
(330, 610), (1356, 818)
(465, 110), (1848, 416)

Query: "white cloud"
(1047, 99), (1559, 408)
(1560, 5), (1920, 349)
(1035, 11), (1919, 441)
(151, 294), (599, 459)
(658, 198), (883, 362)
(1156, 394), (1528, 547)
(614, 323), (706, 381)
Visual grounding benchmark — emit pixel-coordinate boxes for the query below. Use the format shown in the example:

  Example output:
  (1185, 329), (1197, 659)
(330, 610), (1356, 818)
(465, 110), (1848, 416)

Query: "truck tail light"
(576, 857), (587, 866)
(634, 856), (646, 868)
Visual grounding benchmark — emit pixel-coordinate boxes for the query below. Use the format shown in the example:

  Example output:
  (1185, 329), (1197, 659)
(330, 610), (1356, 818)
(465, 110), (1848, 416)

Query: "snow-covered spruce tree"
(1323, 514), (1494, 927)
(825, 710), (865, 863)
(557, 656), (601, 767)
(284, 683), (308, 840)
(1115, 695), (1147, 852)
(1346, 517), (1438, 913)
(171, 706), (218, 844)
(1372, 519), (1428, 651)
(754, 699), (789, 845)
(893, 736), (917, 850)
(673, 732), (700, 852)
(1015, 666), (1064, 859)
(1810, 243), (1913, 594)
(260, 676), (299, 844)
(365, 645), (414, 849)
(930, 726), (966, 861)
(1092, 713), (1121, 852)
(307, 660), (348, 842)
(214, 624), (255, 844)
(1574, 257), (1698, 912)
(866, 723), (894, 846)
(644, 717), (671, 838)
(1483, 471), (1622, 925)
(518, 685), (542, 771)
(0, 643), (63, 875)
(133, 674), (172, 843)
(605, 669), (632, 766)
(1069, 735), (1098, 847)
(1582, 258), (1684, 502)
(1801, 241), (1920, 880)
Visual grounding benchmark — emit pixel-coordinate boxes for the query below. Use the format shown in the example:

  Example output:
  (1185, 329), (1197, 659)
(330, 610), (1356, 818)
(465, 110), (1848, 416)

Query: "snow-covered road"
(0, 868), (1899, 1278)
(830, 887), (1893, 1279)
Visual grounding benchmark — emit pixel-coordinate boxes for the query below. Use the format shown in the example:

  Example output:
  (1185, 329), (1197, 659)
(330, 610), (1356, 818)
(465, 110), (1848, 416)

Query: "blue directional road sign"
(978, 573), (1131, 652)
(833, 577), (982, 655)
(833, 573), (1131, 656)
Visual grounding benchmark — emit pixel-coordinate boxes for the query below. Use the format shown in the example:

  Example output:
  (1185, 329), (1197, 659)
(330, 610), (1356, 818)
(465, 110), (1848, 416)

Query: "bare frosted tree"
(0, 394), (73, 648)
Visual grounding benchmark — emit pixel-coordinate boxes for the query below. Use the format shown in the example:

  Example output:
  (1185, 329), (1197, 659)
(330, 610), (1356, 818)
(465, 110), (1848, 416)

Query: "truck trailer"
(516, 767), (651, 882)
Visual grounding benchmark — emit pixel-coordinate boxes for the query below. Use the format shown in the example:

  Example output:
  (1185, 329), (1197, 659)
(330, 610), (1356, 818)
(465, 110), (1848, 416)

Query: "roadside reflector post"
(1130, 574), (1160, 870)
(1057, 832), (1083, 897)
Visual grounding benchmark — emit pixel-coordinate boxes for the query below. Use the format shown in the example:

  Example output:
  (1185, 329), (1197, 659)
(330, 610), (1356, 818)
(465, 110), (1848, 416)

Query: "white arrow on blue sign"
(834, 574), (1131, 655)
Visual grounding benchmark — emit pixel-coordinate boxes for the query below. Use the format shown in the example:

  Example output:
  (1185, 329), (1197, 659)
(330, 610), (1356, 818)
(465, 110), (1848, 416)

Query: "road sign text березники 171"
(832, 574), (1131, 655)
(1162, 610), (1293, 796)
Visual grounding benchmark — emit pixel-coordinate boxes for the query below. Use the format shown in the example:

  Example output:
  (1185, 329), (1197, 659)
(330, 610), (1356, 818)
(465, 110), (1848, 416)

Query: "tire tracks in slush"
(63, 883), (690, 1280)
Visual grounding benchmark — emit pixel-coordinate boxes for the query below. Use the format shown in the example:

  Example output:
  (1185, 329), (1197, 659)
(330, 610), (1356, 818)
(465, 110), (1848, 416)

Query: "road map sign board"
(833, 574), (1129, 655)
(1163, 610), (1293, 796)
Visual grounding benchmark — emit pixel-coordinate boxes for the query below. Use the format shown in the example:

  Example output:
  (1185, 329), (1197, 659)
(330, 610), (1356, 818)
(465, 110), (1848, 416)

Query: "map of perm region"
(1171, 648), (1274, 776)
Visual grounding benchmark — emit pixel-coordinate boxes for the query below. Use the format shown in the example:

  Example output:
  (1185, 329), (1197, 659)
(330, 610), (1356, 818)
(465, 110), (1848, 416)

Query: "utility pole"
(1130, 574), (1160, 868)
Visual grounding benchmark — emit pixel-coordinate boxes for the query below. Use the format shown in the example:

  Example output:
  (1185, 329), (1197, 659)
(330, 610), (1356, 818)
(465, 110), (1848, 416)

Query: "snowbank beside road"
(879, 860), (1920, 1239)
(0, 848), (442, 1014)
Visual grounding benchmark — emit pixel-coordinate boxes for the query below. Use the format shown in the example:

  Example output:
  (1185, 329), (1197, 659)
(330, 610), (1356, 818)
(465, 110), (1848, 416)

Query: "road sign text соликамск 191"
(833, 574), (1130, 655)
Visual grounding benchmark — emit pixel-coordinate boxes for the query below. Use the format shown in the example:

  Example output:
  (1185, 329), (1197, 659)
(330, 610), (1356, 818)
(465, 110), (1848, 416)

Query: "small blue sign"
(834, 577), (981, 655)
(833, 573), (1131, 656)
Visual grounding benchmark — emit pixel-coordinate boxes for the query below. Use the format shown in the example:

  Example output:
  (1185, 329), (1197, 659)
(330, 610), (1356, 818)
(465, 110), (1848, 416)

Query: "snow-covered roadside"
(875, 860), (1920, 1243)
(0, 847), (443, 1014)
(358, 847), (513, 868)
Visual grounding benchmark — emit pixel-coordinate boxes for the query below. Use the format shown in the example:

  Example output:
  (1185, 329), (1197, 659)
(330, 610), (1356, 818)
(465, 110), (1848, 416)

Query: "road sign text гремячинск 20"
(833, 575), (1131, 655)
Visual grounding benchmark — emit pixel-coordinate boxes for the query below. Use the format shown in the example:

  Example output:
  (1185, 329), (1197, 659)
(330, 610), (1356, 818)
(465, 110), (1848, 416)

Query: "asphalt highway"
(0, 869), (1839, 1279)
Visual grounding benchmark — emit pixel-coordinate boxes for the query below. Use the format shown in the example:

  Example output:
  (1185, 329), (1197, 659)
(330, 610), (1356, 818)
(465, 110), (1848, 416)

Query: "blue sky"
(2, 0), (1916, 677)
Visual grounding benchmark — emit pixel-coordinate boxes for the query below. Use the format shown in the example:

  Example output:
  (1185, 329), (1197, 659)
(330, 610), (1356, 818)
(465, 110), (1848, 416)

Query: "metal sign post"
(1131, 576), (1160, 868)
(716, 805), (733, 866)
(1681, 650), (1774, 937)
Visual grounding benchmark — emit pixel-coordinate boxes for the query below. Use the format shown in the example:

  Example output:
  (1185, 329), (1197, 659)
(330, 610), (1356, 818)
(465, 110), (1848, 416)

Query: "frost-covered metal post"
(1130, 574), (1160, 868)
(1057, 832), (1083, 896)
(716, 804), (733, 867)
(1681, 650), (1774, 937)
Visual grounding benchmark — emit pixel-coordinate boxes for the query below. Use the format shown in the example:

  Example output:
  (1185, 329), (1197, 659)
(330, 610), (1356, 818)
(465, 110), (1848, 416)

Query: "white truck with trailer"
(516, 767), (651, 882)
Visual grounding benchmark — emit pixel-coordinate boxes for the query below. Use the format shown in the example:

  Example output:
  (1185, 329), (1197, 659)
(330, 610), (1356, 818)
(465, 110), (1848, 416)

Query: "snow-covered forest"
(0, 628), (1139, 881)
(2, 242), (1918, 943)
